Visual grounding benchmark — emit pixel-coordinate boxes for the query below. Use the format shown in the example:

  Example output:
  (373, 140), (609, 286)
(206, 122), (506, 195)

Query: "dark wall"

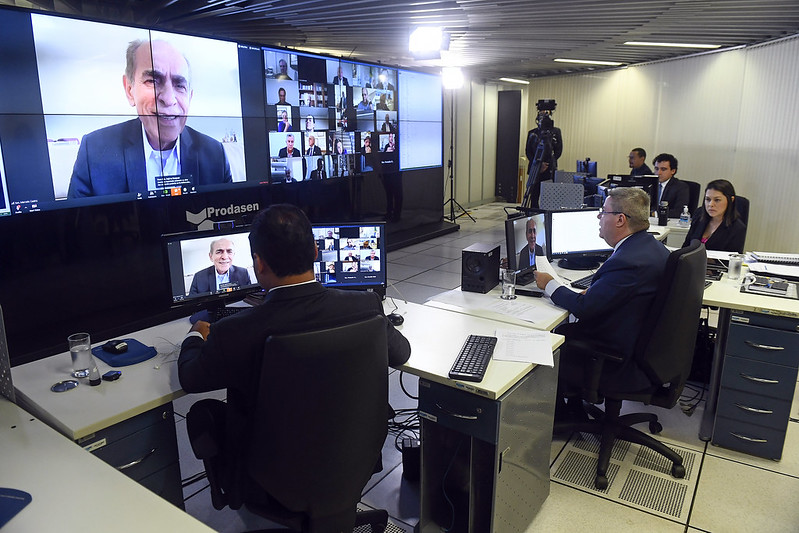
(1, 169), (443, 365)
(495, 90), (522, 202)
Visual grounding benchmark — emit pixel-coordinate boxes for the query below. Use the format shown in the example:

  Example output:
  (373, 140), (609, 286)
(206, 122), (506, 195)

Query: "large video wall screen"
(0, 8), (443, 218)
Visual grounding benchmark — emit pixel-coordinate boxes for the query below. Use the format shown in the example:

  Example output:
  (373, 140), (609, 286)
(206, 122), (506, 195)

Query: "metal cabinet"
(417, 355), (557, 532)
(78, 403), (183, 507)
(712, 312), (799, 459)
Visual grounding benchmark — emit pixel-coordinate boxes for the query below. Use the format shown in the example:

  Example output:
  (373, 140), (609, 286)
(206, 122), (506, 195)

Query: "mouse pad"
(91, 338), (157, 367)
(0, 488), (32, 528)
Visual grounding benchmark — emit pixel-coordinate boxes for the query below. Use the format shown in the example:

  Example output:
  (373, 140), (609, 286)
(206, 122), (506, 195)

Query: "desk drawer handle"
(740, 373), (779, 385)
(116, 448), (156, 470)
(435, 402), (478, 420)
(744, 340), (784, 351)
(730, 432), (768, 444)
(735, 403), (773, 415)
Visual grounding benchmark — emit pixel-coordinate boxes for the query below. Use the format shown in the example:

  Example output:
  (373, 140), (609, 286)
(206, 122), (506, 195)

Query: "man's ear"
(123, 75), (135, 107)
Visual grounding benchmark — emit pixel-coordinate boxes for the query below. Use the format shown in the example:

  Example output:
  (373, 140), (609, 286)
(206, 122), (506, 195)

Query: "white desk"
(392, 301), (563, 532)
(425, 286), (569, 332)
(11, 318), (191, 506)
(11, 318), (189, 440)
(0, 398), (214, 533)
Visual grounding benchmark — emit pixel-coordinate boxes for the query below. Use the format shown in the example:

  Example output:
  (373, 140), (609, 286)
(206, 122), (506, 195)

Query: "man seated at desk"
(177, 204), (410, 502)
(534, 188), (669, 419)
(189, 237), (251, 296)
(653, 153), (689, 218)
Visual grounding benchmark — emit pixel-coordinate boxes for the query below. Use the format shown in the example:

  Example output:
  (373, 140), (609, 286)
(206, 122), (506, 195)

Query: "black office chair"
(554, 240), (707, 489)
(684, 180), (701, 212)
(189, 316), (390, 532)
(735, 195), (749, 226)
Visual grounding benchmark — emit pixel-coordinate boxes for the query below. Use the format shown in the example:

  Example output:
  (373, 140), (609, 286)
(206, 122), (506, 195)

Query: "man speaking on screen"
(67, 39), (232, 198)
(189, 238), (251, 296)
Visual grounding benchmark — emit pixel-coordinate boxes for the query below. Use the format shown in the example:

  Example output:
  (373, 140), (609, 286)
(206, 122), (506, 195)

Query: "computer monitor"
(604, 174), (659, 213)
(546, 208), (612, 270)
(576, 159), (598, 177)
(163, 227), (260, 309)
(573, 174), (607, 196)
(311, 222), (386, 296)
(504, 213), (547, 271)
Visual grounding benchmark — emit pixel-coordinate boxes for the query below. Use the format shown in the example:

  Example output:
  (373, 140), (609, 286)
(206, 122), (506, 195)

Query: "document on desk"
(493, 329), (554, 366)
(430, 289), (563, 326)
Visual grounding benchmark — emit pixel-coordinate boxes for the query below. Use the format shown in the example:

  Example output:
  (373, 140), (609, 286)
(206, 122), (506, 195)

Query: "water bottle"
(679, 205), (691, 228)
(657, 201), (669, 226)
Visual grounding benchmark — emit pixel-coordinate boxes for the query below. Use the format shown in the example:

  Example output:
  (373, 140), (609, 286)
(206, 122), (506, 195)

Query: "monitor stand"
(558, 257), (600, 270)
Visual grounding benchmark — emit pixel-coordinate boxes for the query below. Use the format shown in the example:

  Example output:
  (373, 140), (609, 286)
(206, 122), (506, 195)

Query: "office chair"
(683, 180), (701, 212)
(735, 195), (749, 226)
(554, 240), (707, 490)
(189, 316), (390, 533)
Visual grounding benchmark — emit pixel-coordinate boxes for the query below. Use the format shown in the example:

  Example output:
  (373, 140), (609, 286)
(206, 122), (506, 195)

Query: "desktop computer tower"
(461, 243), (500, 294)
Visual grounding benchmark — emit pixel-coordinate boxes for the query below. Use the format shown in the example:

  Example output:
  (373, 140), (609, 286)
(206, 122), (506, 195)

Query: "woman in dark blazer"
(682, 179), (747, 252)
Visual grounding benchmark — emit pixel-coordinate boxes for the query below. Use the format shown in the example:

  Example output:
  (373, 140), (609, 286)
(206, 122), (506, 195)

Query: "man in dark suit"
(188, 237), (251, 296)
(277, 134), (301, 158)
(310, 158), (326, 180)
(534, 188), (669, 414)
(516, 217), (545, 269)
(178, 204), (410, 504)
(628, 147), (652, 176)
(68, 39), (232, 198)
(332, 65), (349, 86)
(305, 134), (322, 156)
(653, 153), (689, 217)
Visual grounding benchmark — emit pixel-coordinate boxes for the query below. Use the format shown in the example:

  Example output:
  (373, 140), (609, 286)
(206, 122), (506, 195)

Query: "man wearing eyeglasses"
(534, 187), (669, 417)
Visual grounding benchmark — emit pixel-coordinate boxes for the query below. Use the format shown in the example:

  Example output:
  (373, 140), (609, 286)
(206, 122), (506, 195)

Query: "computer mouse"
(387, 312), (404, 326)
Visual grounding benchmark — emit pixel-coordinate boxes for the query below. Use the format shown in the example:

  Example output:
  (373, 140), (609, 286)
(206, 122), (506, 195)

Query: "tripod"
(443, 94), (475, 222)
(521, 128), (553, 211)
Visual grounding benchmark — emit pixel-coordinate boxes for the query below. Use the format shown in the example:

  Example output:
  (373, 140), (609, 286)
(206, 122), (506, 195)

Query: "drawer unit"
(713, 415), (787, 460)
(77, 403), (183, 508)
(418, 378), (500, 444)
(715, 387), (792, 430)
(719, 355), (797, 399)
(713, 312), (799, 460)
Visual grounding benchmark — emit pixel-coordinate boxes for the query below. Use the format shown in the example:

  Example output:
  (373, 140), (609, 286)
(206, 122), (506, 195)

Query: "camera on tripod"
(535, 99), (556, 131)
(536, 99), (557, 112)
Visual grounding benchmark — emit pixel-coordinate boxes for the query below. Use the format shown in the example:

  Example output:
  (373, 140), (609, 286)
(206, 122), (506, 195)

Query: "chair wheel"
(594, 474), (608, 490)
(672, 463), (685, 478)
(649, 421), (663, 434)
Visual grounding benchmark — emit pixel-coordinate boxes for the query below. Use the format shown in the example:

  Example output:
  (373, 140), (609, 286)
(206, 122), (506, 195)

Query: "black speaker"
(461, 243), (500, 293)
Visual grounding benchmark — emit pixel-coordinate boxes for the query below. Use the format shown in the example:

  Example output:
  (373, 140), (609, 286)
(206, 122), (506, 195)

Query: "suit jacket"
(658, 177), (690, 217)
(630, 163), (653, 176)
(683, 209), (747, 252)
(310, 169), (326, 180)
(278, 147), (301, 158)
(178, 282), (411, 502)
(551, 230), (669, 389)
(188, 265), (252, 296)
(516, 243), (545, 269)
(332, 76), (349, 86)
(306, 145), (322, 156)
(68, 118), (232, 198)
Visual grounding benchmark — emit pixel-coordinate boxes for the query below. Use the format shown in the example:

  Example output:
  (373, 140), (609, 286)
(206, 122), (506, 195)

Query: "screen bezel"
(504, 211), (546, 272)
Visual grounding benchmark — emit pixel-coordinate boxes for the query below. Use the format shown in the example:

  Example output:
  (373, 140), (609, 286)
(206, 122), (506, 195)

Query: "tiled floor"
(178, 202), (799, 532)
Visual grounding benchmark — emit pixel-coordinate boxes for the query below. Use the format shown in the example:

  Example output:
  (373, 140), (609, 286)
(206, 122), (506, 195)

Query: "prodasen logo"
(185, 203), (260, 230)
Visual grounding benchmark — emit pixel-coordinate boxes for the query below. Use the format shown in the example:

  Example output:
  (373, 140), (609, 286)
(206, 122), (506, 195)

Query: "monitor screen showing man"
(189, 237), (252, 296)
(67, 38), (233, 198)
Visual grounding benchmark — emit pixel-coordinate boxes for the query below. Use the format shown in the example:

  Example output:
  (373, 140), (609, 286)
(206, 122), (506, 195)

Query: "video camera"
(535, 99), (556, 131)
(535, 99), (557, 112)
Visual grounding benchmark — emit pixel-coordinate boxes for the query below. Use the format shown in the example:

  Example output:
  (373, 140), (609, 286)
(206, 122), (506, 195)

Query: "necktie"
(658, 183), (663, 203)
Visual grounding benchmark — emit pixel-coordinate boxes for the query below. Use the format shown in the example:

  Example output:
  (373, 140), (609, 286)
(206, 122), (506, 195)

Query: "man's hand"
(190, 320), (211, 341)
(534, 271), (553, 290)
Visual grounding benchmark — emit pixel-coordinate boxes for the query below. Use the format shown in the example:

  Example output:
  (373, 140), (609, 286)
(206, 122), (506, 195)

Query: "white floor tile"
(404, 270), (462, 290)
(690, 454), (799, 532)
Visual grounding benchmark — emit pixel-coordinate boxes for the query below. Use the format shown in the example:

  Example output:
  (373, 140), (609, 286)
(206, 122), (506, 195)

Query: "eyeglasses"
(598, 209), (628, 217)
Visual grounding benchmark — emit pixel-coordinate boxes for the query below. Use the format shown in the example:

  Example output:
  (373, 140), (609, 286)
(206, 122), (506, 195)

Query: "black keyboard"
(570, 273), (594, 290)
(448, 335), (497, 383)
(211, 306), (246, 322)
